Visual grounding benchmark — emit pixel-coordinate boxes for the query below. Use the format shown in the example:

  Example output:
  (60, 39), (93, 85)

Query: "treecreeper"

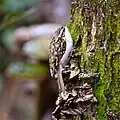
(49, 26), (98, 120)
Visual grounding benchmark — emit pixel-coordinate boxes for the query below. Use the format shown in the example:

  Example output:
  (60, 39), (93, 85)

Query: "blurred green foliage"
(2, 0), (38, 13)
(0, 0), (49, 83)
(7, 61), (49, 79)
(2, 29), (16, 51)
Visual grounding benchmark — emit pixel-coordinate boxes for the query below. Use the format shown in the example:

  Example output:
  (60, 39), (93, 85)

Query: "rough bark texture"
(49, 22), (97, 120)
(67, 0), (120, 120)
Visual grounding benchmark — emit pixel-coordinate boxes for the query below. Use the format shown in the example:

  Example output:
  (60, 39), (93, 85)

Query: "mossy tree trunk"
(68, 0), (120, 120)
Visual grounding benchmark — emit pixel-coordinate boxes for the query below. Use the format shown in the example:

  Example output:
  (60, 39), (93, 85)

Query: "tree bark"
(67, 0), (120, 120)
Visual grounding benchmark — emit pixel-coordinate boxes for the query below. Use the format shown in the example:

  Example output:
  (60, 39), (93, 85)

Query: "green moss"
(106, 51), (120, 112)
(69, 2), (120, 119)
(80, 29), (88, 70)
(68, 10), (84, 41)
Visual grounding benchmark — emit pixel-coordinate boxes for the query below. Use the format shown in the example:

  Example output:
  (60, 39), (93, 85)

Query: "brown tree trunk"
(66, 0), (120, 120)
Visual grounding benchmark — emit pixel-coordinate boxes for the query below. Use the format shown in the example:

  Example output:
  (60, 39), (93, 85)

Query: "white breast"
(60, 26), (73, 66)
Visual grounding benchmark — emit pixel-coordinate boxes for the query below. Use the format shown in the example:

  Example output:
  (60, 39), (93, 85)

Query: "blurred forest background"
(0, 0), (120, 120)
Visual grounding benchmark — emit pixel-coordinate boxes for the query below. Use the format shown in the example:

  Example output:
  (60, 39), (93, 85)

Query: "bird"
(49, 26), (98, 120)
(49, 25), (73, 97)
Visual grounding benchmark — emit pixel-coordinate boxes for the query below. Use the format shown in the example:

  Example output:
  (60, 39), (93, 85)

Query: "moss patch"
(68, 1), (120, 119)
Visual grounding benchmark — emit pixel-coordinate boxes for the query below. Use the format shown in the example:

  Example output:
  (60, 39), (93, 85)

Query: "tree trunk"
(66, 0), (120, 120)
